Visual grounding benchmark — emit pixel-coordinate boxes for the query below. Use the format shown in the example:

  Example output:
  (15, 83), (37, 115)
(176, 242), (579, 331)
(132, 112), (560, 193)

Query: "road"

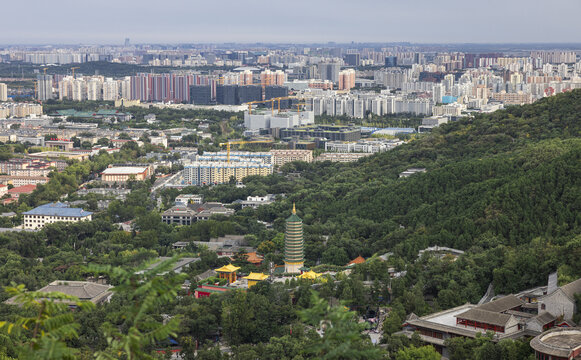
(151, 171), (182, 192)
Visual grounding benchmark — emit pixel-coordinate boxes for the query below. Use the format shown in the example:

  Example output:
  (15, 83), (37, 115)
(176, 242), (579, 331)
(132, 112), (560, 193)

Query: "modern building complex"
(324, 139), (403, 153)
(23, 202), (93, 229)
(101, 165), (152, 183)
(280, 125), (361, 141)
(244, 109), (315, 130)
(284, 204), (304, 274)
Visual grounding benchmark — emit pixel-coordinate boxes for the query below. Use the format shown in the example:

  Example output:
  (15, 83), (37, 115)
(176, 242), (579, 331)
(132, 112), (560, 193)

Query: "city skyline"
(2, 0), (581, 45)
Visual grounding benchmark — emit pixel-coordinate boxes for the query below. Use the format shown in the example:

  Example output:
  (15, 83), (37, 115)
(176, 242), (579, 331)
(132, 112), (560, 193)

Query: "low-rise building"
(23, 202), (92, 229)
(28, 151), (91, 162)
(161, 206), (197, 226)
(401, 275), (581, 357)
(45, 139), (74, 151)
(5, 281), (113, 307)
(0, 175), (49, 186)
(175, 194), (204, 206)
(270, 149), (313, 166)
(530, 327), (581, 360)
(235, 194), (276, 209)
(101, 165), (152, 183)
(161, 202), (234, 225)
(399, 168), (427, 178)
(315, 152), (372, 163)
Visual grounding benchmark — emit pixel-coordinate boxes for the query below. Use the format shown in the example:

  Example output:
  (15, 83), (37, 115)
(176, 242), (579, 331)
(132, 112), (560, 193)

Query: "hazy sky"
(3, 0), (581, 45)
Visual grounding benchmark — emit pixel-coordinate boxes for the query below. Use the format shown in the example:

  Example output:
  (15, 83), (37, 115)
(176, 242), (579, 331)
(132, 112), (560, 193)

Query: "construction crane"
(218, 140), (273, 163)
(246, 99), (276, 115)
(295, 103), (308, 116)
(246, 96), (298, 115)
(42, 67), (48, 75)
(71, 67), (80, 78)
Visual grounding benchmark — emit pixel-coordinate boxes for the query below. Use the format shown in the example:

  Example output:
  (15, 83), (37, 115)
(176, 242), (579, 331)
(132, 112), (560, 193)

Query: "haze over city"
(3, 0), (581, 44)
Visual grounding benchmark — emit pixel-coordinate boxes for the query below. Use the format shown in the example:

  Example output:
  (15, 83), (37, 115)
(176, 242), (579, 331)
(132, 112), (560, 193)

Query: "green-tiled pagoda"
(284, 203), (304, 273)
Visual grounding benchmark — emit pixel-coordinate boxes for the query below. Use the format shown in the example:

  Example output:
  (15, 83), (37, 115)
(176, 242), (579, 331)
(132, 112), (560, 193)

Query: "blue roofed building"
(23, 202), (92, 229)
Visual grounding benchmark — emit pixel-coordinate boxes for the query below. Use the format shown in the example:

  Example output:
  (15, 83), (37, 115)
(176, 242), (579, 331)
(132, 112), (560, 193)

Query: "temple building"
(243, 272), (269, 288)
(284, 203), (305, 273)
(215, 264), (240, 284)
(298, 270), (322, 280)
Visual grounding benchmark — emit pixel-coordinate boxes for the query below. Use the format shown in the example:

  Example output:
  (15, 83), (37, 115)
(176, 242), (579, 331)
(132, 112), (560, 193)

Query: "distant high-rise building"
(37, 75), (53, 101)
(338, 69), (356, 90)
(237, 86), (262, 104)
(385, 56), (398, 67)
(443, 74), (455, 93)
(260, 69), (286, 86)
(264, 86), (288, 102)
(344, 53), (360, 66)
(432, 83), (444, 103)
(124, 38), (130, 47)
(216, 85), (238, 105)
(190, 85), (212, 105)
(318, 62), (340, 83)
(284, 204), (304, 274)
(0, 83), (7, 101)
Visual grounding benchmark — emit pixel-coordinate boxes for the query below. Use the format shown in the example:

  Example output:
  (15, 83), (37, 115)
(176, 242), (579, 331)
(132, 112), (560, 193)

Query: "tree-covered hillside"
(250, 90), (581, 299)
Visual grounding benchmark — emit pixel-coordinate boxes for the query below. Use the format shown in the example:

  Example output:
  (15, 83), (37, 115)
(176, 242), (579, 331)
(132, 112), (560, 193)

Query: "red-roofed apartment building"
(4, 184), (37, 204)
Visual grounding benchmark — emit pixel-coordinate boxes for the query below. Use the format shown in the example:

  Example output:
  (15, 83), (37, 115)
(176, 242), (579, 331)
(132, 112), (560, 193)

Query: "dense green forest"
(0, 90), (580, 358)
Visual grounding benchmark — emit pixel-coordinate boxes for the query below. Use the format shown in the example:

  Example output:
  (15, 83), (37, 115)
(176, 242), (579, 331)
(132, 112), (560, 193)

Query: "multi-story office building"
(101, 165), (153, 183)
(280, 125), (361, 141)
(216, 85), (238, 105)
(23, 202), (92, 229)
(385, 56), (398, 67)
(190, 85), (212, 105)
(238, 86), (262, 103)
(37, 75), (53, 101)
(244, 109), (314, 130)
(344, 53), (360, 67)
(264, 86), (288, 100)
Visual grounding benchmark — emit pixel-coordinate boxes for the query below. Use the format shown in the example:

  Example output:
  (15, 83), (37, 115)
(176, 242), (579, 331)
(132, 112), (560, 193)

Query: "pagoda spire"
(284, 203), (304, 273)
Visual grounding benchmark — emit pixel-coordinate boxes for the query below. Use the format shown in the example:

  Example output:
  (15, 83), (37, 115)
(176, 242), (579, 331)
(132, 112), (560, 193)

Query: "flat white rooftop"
(102, 167), (148, 175)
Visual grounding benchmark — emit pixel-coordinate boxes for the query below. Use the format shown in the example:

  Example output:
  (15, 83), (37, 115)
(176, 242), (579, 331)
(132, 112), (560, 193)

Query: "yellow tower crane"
(42, 67), (48, 74)
(218, 140), (273, 163)
(295, 103), (308, 116)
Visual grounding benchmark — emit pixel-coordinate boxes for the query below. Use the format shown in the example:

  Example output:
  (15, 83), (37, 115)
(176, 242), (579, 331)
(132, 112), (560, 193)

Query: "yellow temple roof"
(243, 272), (269, 281)
(298, 270), (322, 280)
(215, 264), (241, 273)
